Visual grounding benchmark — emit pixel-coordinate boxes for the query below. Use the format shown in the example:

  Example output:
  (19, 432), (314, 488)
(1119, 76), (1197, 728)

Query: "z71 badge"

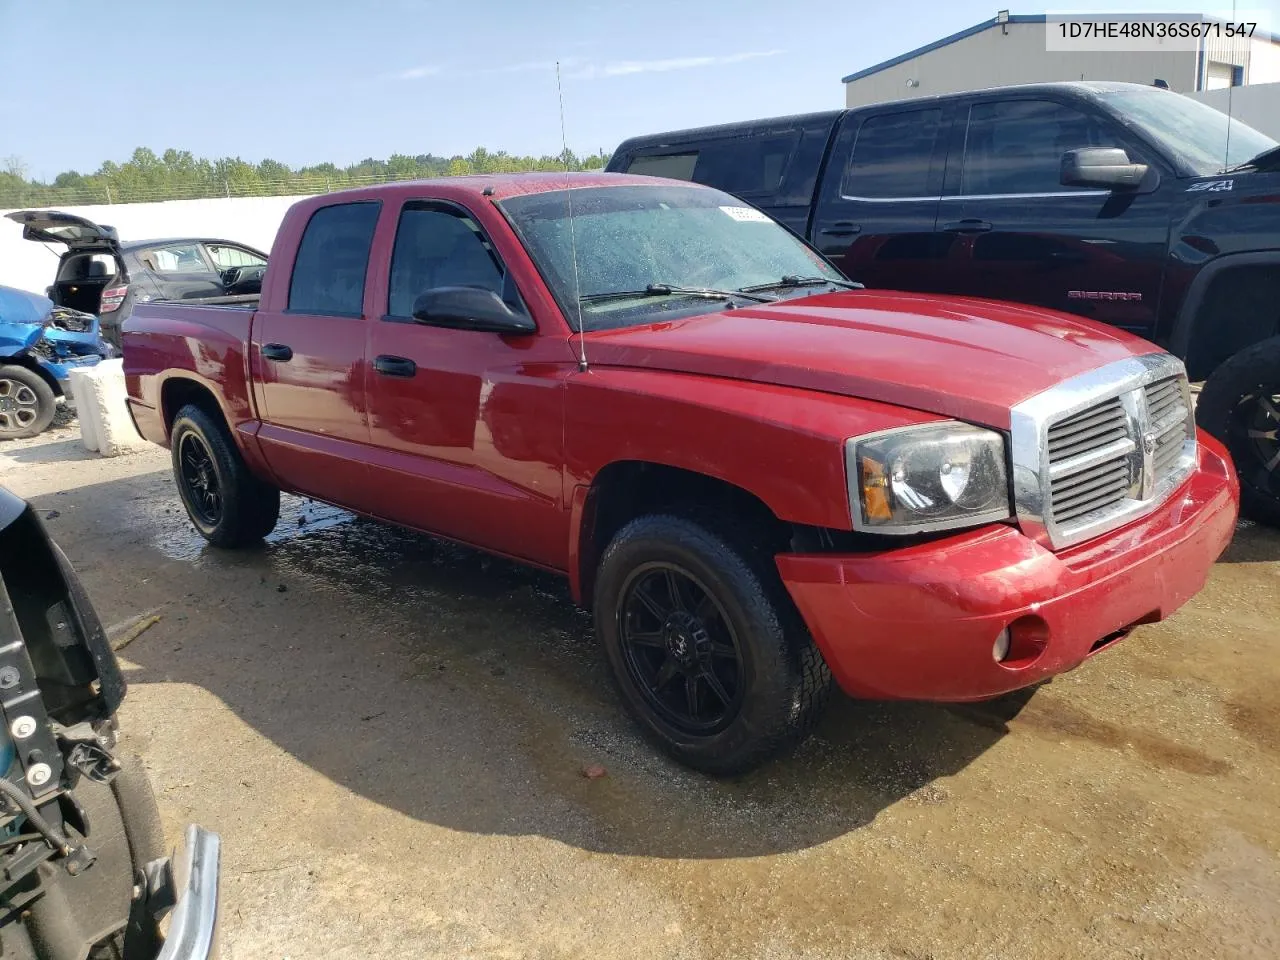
(1187, 179), (1234, 192)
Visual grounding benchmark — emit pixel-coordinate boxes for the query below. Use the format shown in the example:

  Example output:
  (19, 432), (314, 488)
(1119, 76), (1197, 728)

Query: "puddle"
(148, 494), (355, 562)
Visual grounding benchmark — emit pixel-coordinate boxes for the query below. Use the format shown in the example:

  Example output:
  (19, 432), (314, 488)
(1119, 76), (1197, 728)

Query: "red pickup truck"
(122, 173), (1239, 774)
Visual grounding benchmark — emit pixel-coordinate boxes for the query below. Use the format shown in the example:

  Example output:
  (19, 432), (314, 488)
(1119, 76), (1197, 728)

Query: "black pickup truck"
(608, 81), (1280, 523)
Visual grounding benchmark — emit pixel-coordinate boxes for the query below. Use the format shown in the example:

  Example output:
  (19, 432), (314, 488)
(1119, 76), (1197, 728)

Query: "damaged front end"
(0, 288), (109, 401)
(0, 488), (220, 959)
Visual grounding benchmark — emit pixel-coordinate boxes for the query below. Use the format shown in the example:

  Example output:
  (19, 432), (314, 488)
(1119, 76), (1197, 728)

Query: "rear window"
(626, 131), (801, 199)
(56, 253), (118, 282)
(627, 153), (698, 180)
(287, 202), (381, 315)
(842, 109), (943, 199)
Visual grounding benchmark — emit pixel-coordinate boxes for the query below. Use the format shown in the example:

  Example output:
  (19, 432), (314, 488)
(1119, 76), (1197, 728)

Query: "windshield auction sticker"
(1045, 9), (1274, 52)
(720, 206), (771, 222)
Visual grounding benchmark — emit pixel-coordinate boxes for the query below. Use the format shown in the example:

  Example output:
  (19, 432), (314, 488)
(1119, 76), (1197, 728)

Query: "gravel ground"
(3, 421), (1279, 960)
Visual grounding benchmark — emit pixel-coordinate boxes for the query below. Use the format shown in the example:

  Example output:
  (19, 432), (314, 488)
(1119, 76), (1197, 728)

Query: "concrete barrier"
(67, 360), (150, 457)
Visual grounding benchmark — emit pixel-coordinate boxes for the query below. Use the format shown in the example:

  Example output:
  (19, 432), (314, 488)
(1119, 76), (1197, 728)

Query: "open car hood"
(5, 210), (121, 251)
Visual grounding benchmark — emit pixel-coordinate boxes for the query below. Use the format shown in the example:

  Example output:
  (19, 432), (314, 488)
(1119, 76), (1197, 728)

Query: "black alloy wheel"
(177, 431), (222, 526)
(618, 562), (745, 735)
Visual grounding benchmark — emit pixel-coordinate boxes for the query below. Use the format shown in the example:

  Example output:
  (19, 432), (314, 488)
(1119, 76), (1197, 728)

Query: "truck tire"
(0, 364), (56, 440)
(594, 513), (832, 776)
(170, 403), (279, 547)
(1195, 336), (1280, 527)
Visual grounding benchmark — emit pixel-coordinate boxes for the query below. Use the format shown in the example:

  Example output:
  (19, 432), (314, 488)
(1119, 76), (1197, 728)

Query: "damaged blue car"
(0, 285), (108, 440)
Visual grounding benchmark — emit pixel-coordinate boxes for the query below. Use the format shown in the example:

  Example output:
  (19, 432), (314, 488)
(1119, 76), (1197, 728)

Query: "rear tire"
(0, 364), (56, 440)
(1196, 337), (1280, 527)
(594, 513), (832, 776)
(170, 403), (279, 546)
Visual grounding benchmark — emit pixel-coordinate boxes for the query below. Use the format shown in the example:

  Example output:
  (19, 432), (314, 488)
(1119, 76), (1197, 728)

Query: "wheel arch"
(569, 460), (794, 608)
(159, 374), (230, 438)
(1169, 251), (1280, 382)
(0, 355), (61, 397)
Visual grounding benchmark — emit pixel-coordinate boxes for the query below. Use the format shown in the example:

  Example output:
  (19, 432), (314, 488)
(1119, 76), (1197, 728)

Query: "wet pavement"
(3, 424), (1279, 959)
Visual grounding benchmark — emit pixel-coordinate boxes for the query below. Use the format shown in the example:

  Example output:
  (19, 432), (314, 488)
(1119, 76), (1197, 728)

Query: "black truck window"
(841, 109), (943, 199)
(961, 100), (1117, 196)
(694, 133), (801, 197)
(287, 201), (381, 316)
(627, 154), (698, 180)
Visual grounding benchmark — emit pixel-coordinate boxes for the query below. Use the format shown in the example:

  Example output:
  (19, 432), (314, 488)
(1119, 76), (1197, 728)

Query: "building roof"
(841, 12), (1278, 84)
(841, 14), (1047, 84)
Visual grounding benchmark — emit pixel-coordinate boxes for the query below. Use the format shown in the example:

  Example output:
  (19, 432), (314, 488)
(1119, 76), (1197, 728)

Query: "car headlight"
(846, 423), (1012, 533)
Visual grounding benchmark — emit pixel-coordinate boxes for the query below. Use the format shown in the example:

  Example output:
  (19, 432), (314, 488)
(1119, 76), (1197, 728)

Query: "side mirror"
(411, 287), (536, 335)
(1060, 148), (1149, 189)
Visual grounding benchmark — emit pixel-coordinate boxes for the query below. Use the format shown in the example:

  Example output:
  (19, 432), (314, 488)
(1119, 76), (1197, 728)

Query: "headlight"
(846, 422), (1012, 533)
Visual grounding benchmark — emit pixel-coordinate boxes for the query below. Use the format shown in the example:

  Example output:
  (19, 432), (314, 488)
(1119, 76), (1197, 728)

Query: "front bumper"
(777, 433), (1239, 701)
(156, 825), (221, 960)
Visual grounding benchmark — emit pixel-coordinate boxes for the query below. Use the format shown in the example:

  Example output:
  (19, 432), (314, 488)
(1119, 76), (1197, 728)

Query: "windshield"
(1096, 86), (1277, 175)
(498, 184), (844, 331)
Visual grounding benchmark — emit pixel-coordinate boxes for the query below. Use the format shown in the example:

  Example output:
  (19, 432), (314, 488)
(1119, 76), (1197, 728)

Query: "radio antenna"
(556, 61), (589, 373)
(1222, 0), (1237, 172)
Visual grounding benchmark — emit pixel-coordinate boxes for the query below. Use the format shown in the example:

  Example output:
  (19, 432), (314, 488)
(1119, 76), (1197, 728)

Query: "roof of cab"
(304, 171), (675, 205)
(605, 81), (1166, 157)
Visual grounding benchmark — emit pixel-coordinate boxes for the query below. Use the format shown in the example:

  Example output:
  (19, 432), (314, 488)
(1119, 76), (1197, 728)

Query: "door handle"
(941, 219), (993, 233)
(819, 221), (862, 237)
(374, 355), (417, 378)
(261, 343), (293, 362)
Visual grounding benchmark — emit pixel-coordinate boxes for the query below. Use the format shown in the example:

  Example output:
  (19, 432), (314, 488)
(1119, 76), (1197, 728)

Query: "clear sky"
(0, 0), (1267, 179)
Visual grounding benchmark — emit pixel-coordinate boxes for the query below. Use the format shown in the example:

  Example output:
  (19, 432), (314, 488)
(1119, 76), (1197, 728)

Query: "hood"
(5, 210), (121, 252)
(0, 285), (104, 357)
(583, 291), (1156, 429)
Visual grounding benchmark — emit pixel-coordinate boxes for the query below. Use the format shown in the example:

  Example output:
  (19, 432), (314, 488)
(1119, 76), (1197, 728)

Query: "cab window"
(287, 201), (381, 316)
(387, 203), (504, 318)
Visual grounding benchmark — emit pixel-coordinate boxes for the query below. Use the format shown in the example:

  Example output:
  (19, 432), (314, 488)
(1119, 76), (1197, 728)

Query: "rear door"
(810, 105), (953, 291)
(937, 95), (1172, 335)
(4, 210), (120, 248)
(251, 200), (380, 508)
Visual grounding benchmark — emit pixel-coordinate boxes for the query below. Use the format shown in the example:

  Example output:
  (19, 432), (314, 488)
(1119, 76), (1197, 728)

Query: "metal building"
(842, 12), (1280, 108)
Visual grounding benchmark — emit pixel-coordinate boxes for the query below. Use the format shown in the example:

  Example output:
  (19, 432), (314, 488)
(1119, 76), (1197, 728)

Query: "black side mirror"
(1061, 148), (1149, 189)
(411, 286), (536, 335)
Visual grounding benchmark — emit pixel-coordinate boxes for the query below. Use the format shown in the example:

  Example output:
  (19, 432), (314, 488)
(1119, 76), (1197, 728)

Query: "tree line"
(0, 146), (612, 207)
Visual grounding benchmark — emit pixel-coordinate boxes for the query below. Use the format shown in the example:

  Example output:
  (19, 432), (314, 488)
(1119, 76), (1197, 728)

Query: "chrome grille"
(1144, 376), (1195, 482)
(1010, 354), (1198, 550)
(1046, 397), (1136, 526)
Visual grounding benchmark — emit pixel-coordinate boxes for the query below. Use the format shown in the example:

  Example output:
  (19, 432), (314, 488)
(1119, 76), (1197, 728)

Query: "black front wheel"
(595, 513), (832, 775)
(170, 404), (280, 547)
(1197, 337), (1280, 527)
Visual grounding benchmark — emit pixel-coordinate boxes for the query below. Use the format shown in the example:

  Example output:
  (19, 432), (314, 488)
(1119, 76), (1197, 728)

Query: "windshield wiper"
(579, 283), (776, 305)
(1226, 144), (1280, 173)
(738, 275), (863, 294)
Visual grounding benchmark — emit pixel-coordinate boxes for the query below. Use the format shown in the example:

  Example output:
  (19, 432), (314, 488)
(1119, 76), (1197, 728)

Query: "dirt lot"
(3, 421), (1279, 960)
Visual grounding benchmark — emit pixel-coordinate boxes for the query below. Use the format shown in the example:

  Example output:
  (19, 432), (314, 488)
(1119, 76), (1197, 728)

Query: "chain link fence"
(0, 174), (435, 208)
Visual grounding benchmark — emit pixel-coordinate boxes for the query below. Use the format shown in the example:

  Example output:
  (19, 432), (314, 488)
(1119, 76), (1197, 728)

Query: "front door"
(810, 105), (952, 292)
(137, 241), (226, 302)
(936, 96), (1173, 337)
(252, 200), (380, 508)
(363, 198), (566, 568)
